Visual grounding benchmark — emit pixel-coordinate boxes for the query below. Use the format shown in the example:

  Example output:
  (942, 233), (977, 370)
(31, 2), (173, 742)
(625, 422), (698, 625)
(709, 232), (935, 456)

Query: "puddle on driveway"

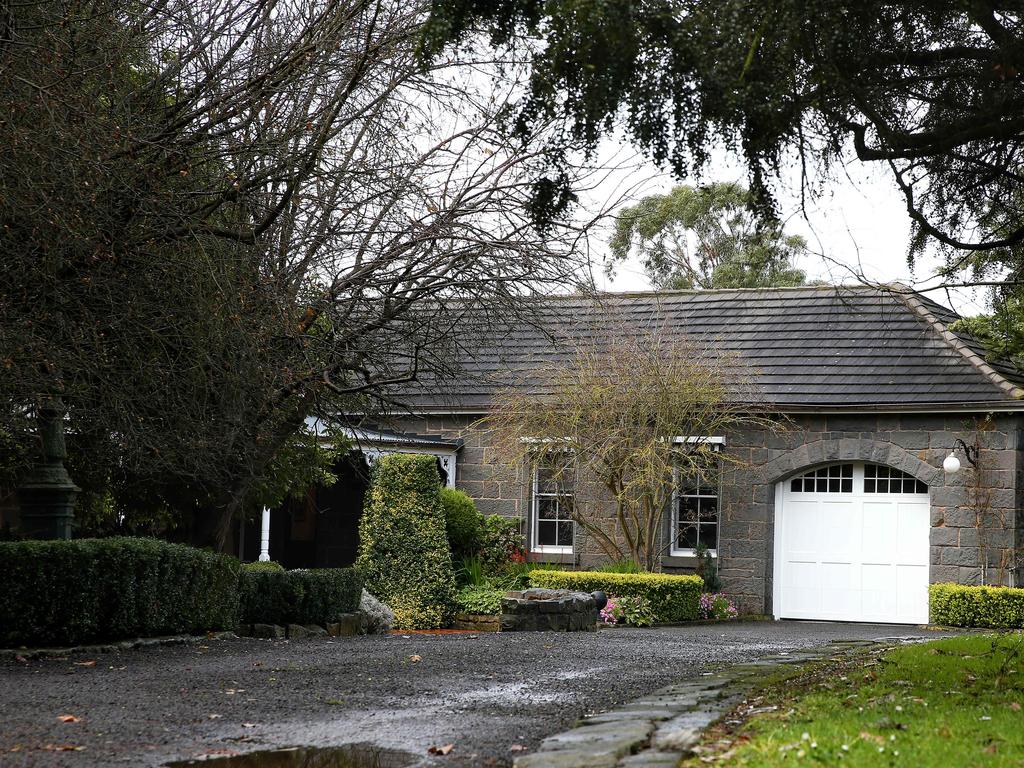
(165, 744), (414, 768)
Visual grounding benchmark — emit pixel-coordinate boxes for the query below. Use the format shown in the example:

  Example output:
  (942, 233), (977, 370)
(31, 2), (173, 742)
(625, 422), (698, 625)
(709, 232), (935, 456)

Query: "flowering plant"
(599, 595), (656, 626)
(698, 592), (738, 621)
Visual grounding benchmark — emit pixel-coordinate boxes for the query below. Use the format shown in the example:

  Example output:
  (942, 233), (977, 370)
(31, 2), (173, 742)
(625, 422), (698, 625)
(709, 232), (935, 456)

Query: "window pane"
(841, 478), (852, 493)
(698, 497), (718, 523)
(559, 496), (574, 518)
(537, 497), (557, 519)
(538, 520), (557, 546)
(678, 495), (699, 523)
(700, 523), (718, 551)
(791, 478), (801, 492)
(677, 524), (698, 550)
(557, 521), (574, 547)
(864, 479), (875, 493)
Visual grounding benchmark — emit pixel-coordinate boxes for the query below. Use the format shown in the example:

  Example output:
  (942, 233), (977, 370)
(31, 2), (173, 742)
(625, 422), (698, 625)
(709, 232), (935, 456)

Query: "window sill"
(671, 549), (717, 558)
(529, 550), (576, 565)
(661, 555), (698, 568)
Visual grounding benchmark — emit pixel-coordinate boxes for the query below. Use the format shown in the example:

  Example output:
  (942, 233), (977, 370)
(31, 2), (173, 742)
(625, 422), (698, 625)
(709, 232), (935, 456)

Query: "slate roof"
(390, 285), (1024, 412)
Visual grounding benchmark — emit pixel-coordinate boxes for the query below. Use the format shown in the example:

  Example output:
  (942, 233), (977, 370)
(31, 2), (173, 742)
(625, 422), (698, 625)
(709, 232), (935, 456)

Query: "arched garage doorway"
(773, 462), (930, 624)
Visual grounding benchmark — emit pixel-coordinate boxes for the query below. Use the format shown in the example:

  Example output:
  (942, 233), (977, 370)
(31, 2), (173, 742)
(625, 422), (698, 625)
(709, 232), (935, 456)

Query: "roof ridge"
(892, 285), (1024, 400)
(523, 283), (879, 302)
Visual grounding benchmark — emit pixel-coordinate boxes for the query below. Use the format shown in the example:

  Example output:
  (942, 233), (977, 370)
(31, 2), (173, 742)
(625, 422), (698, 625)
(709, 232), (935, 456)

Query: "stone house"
(255, 285), (1024, 625)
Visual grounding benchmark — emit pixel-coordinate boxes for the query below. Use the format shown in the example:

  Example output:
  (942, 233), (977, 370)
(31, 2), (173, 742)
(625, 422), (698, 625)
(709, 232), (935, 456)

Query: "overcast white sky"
(583, 141), (991, 317)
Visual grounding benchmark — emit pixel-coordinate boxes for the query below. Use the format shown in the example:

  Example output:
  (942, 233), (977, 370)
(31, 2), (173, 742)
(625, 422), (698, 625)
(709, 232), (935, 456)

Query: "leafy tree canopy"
(609, 183), (806, 290)
(422, 1), (1024, 263)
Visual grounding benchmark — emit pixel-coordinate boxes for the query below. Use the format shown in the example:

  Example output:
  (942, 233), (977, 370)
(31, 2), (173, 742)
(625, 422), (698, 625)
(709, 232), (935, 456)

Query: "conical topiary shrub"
(356, 453), (457, 629)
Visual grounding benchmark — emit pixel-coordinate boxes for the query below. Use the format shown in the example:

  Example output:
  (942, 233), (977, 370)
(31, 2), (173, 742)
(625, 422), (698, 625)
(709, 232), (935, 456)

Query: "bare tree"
(485, 326), (780, 571)
(0, 0), (611, 547)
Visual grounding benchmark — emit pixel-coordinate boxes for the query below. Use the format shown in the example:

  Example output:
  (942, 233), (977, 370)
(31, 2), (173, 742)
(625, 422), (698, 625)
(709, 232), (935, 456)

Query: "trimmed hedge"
(929, 582), (1024, 628)
(239, 567), (363, 626)
(356, 453), (457, 629)
(529, 570), (703, 622)
(0, 537), (240, 647)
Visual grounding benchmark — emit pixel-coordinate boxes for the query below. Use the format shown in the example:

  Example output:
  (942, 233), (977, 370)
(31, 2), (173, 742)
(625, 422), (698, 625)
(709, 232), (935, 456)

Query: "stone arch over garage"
(746, 437), (945, 618)
(757, 437), (944, 488)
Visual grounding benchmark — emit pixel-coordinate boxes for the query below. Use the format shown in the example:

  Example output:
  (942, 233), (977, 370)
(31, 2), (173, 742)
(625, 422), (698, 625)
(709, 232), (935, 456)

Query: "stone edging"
(513, 638), (908, 767)
(0, 631), (238, 662)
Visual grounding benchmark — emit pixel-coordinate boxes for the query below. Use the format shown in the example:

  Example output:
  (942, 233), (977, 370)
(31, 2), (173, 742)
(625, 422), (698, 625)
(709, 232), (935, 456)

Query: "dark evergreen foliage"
(238, 567), (363, 626)
(0, 538), (240, 647)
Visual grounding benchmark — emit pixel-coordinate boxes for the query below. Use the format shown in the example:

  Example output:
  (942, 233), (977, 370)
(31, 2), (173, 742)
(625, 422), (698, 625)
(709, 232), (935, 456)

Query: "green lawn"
(691, 634), (1024, 766)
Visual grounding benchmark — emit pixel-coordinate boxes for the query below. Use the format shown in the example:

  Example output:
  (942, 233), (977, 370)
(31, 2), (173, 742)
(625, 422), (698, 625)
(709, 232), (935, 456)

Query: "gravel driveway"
(0, 622), (950, 767)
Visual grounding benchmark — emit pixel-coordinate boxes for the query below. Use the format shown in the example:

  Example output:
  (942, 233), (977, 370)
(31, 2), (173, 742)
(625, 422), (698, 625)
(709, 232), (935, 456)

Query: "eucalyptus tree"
(609, 183), (806, 290)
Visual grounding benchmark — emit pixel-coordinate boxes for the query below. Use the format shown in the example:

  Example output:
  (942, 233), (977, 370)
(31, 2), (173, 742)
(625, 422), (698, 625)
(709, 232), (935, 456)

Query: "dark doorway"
(312, 452), (372, 567)
(241, 453), (371, 568)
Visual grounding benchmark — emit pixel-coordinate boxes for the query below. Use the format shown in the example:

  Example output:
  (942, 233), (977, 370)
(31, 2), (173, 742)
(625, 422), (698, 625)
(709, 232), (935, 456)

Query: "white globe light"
(943, 453), (961, 474)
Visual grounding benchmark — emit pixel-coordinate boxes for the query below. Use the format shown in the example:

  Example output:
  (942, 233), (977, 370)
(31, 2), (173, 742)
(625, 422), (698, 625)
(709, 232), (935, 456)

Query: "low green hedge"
(528, 570), (703, 622)
(239, 567), (363, 626)
(0, 537), (240, 647)
(929, 582), (1024, 628)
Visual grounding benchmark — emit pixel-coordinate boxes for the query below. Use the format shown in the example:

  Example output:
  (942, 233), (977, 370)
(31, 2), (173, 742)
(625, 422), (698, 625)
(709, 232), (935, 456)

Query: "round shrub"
(441, 487), (483, 559)
(356, 453), (457, 629)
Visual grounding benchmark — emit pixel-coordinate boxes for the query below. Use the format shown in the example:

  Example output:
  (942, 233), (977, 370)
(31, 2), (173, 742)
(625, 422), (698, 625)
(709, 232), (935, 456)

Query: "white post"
(258, 506), (271, 562)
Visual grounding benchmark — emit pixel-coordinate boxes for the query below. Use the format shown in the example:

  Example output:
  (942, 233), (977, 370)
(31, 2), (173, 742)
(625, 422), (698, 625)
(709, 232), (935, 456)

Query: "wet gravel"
(0, 621), (951, 767)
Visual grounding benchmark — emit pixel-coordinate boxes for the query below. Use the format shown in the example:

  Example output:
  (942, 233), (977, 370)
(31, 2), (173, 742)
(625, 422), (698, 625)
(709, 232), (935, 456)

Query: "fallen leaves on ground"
(57, 715), (81, 723)
(510, 744), (527, 752)
(42, 744), (85, 752)
(74, 660), (96, 667)
(428, 744), (454, 755)
(409, 655), (422, 663)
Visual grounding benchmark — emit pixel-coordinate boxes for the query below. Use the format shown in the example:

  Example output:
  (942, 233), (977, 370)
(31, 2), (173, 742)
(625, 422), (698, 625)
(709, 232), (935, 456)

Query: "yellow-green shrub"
(356, 453), (457, 629)
(929, 583), (1024, 628)
(529, 570), (703, 622)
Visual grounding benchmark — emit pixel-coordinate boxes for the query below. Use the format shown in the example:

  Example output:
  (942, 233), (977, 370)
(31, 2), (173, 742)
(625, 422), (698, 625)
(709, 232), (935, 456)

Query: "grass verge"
(687, 633), (1024, 766)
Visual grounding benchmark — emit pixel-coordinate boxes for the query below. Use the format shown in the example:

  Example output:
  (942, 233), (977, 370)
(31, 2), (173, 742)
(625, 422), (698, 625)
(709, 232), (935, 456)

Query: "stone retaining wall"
(500, 588), (598, 632)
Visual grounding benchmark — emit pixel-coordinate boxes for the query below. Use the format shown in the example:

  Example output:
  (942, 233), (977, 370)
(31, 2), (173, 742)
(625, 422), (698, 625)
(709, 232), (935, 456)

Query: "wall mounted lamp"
(943, 438), (979, 474)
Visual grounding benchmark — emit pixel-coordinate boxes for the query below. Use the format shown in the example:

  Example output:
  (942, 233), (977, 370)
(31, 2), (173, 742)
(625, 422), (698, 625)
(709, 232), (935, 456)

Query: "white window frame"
(670, 436), (724, 558)
(530, 453), (575, 555)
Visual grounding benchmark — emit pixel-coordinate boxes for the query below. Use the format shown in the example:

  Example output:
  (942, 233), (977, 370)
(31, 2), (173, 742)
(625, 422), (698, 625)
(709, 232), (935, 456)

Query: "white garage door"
(775, 462), (930, 624)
